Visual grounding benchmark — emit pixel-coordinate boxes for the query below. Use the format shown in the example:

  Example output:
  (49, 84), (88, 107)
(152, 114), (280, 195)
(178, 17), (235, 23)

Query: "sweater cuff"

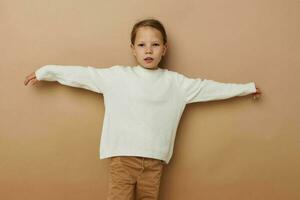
(247, 82), (256, 93)
(35, 65), (50, 81)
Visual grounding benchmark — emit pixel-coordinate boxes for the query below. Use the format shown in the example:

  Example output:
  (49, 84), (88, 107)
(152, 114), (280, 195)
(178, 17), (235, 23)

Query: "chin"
(145, 66), (159, 70)
(145, 63), (158, 68)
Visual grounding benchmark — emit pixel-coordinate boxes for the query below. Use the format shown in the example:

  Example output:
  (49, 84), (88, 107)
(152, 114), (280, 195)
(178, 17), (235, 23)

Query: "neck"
(139, 65), (159, 70)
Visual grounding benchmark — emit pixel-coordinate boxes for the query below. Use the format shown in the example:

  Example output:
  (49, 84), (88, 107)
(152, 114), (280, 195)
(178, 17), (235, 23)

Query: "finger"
(24, 77), (33, 85)
(30, 79), (35, 85)
(252, 93), (260, 100)
(31, 78), (38, 85)
(257, 88), (262, 94)
(24, 74), (36, 85)
(24, 78), (30, 85)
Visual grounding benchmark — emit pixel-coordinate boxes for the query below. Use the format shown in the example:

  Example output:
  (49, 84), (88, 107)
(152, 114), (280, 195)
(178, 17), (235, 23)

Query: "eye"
(153, 43), (160, 46)
(138, 44), (144, 47)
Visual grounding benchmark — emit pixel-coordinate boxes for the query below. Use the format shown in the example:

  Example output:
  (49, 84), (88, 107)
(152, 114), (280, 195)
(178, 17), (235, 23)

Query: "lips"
(144, 57), (154, 63)
(144, 57), (153, 61)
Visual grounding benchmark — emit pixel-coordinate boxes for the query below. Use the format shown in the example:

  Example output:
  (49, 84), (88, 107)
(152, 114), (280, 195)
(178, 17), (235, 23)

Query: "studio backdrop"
(1, 0), (299, 199)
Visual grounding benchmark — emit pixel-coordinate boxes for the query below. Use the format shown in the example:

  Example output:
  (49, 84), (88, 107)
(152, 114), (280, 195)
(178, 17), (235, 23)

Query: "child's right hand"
(24, 72), (39, 86)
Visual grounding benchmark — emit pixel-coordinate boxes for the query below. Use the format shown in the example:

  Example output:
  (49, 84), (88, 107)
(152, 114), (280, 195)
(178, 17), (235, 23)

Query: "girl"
(24, 18), (261, 200)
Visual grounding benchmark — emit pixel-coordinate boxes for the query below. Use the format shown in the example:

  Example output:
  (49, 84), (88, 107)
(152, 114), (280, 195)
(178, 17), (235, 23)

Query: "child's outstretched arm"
(176, 73), (262, 104)
(24, 65), (114, 94)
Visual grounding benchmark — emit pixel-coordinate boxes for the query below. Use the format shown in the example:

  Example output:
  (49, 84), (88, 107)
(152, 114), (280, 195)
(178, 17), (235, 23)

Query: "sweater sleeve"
(175, 73), (256, 104)
(35, 65), (116, 94)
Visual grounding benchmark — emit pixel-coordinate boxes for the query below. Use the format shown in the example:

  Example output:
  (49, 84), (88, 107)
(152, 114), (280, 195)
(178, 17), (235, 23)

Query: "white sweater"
(35, 64), (256, 164)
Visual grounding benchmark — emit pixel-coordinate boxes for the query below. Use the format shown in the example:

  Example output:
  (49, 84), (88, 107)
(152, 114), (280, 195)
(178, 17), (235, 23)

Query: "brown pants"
(107, 156), (165, 200)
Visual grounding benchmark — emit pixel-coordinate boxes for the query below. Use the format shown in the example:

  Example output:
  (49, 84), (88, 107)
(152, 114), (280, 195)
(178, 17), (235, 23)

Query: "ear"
(162, 43), (168, 56)
(130, 44), (136, 56)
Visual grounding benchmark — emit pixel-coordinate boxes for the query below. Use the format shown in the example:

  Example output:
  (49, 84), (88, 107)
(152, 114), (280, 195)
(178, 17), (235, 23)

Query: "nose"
(145, 46), (153, 54)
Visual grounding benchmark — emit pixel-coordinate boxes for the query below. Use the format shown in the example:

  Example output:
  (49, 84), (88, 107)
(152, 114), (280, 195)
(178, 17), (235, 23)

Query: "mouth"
(144, 57), (154, 63)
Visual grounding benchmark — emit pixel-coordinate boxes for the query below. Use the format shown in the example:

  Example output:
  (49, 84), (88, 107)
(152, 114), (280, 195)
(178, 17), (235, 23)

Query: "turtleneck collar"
(134, 65), (163, 79)
(136, 65), (161, 71)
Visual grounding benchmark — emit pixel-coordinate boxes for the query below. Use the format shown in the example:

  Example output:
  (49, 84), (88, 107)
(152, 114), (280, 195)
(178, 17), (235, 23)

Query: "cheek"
(136, 49), (143, 55)
(133, 51), (141, 57)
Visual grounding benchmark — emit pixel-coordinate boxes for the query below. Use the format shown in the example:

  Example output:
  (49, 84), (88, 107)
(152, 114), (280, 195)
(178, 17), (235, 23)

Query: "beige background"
(1, 0), (299, 199)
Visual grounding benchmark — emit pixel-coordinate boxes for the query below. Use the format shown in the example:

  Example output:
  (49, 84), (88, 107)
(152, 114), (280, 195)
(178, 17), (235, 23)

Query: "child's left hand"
(252, 86), (262, 100)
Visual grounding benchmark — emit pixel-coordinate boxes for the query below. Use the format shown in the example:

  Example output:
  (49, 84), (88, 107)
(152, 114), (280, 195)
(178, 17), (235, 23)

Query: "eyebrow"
(137, 41), (161, 43)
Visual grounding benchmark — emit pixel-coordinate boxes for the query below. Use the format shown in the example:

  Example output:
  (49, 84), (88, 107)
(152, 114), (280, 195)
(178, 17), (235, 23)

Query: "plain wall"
(1, 0), (299, 199)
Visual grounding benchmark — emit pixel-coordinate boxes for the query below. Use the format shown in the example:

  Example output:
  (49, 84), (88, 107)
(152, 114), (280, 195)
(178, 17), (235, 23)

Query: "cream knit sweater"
(36, 64), (256, 164)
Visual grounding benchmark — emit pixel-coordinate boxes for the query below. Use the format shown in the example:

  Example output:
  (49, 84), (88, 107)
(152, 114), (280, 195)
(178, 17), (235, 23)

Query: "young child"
(24, 18), (261, 200)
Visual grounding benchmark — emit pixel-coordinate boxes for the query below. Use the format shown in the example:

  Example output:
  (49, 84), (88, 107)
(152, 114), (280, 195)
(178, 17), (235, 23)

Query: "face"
(131, 26), (167, 70)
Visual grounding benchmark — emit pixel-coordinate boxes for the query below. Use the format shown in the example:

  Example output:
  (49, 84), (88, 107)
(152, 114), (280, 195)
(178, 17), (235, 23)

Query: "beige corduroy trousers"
(107, 156), (165, 200)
